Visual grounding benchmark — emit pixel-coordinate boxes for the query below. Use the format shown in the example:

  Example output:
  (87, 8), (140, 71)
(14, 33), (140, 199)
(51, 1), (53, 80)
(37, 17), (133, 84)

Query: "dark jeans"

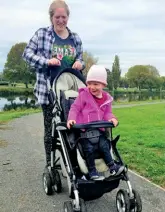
(81, 134), (114, 172)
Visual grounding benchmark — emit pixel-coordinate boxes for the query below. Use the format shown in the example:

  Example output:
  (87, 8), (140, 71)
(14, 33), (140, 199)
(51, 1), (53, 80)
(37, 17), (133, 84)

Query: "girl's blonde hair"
(49, 0), (70, 22)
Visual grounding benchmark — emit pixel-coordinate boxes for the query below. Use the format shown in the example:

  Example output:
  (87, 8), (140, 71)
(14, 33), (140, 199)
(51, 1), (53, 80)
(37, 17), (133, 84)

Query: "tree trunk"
(25, 82), (28, 88)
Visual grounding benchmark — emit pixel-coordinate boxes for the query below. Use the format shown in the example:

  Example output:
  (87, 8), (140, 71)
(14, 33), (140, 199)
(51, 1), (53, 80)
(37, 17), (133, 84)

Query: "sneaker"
(89, 169), (105, 181)
(109, 164), (124, 176)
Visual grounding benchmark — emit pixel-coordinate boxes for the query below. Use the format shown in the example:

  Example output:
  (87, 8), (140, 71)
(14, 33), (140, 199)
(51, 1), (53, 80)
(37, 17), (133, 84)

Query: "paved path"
(0, 112), (165, 212)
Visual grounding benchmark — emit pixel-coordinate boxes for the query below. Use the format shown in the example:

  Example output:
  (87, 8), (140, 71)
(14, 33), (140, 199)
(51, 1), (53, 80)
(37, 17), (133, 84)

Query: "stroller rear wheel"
(43, 172), (53, 195)
(63, 201), (73, 212)
(116, 189), (130, 212)
(51, 169), (62, 193)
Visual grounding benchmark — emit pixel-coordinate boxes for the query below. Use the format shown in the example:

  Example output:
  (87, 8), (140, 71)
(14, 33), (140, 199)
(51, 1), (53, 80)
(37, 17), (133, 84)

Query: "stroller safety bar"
(72, 121), (116, 129)
(56, 121), (116, 130)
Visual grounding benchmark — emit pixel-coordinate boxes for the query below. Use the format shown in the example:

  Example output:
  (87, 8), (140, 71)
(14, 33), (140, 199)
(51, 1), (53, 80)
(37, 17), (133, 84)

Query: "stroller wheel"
(116, 189), (130, 212)
(130, 189), (142, 212)
(51, 169), (62, 193)
(79, 198), (87, 212)
(63, 201), (73, 212)
(42, 172), (53, 195)
(63, 199), (87, 212)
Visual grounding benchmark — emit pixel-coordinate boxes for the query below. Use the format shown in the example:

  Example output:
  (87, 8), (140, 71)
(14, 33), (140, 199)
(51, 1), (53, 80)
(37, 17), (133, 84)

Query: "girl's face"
(52, 8), (68, 33)
(87, 81), (105, 97)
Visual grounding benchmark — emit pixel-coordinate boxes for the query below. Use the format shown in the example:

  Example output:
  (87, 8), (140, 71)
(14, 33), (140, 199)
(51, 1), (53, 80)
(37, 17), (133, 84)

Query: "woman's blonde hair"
(49, 0), (70, 22)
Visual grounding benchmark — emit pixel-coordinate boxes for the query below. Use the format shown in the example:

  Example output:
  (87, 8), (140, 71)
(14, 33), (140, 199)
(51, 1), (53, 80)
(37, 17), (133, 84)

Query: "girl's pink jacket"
(68, 87), (116, 124)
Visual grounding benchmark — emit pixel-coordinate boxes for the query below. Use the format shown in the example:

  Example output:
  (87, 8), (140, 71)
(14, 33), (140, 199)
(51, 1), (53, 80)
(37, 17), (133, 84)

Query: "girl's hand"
(48, 58), (61, 66)
(109, 118), (118, 127)
(72, 61), (82, 70)
(67, 120), (76, 129)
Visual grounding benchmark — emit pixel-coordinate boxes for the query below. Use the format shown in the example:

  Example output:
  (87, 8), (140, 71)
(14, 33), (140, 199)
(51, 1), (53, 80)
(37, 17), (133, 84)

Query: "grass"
(113, 103), (165, 188)
(0, 108), (41, 124)
(113, 99), (165, 105)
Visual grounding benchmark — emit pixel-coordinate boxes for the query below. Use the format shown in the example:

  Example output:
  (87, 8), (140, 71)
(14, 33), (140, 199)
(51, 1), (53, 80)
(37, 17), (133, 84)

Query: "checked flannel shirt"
(22, 25), (84, 105)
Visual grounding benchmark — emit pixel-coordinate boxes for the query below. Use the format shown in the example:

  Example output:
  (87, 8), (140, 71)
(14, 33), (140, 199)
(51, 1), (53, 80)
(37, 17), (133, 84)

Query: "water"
(0, 95), (38, 111)
(0, 91), (165, 111)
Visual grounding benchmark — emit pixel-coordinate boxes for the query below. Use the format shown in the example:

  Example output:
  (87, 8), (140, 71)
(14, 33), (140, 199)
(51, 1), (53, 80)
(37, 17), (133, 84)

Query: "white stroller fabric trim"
(53, 72), (86, 109)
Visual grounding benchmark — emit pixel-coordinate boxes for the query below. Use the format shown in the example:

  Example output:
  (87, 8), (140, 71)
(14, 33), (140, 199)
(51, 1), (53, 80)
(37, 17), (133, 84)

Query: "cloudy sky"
(0, 0), (165, 76)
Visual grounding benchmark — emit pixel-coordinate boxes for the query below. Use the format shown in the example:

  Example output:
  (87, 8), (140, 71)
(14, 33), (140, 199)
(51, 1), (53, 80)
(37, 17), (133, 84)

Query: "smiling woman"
(22, 0), (85, 166)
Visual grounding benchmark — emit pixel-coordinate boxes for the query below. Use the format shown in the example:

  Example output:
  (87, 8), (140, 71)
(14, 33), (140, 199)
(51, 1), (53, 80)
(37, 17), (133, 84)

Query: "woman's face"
(52, 8), (68, 32)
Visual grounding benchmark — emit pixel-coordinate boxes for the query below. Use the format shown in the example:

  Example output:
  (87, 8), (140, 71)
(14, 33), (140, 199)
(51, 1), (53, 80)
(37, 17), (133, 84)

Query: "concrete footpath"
(0, 112), (165, 212)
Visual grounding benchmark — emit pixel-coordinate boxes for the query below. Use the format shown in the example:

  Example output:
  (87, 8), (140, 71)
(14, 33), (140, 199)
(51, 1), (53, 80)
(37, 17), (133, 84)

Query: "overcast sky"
(0, 0), (165, 76)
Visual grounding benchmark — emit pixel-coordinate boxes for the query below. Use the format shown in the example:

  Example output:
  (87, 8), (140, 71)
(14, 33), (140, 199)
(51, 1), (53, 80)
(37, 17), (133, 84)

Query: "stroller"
(42, 68), (142, 212)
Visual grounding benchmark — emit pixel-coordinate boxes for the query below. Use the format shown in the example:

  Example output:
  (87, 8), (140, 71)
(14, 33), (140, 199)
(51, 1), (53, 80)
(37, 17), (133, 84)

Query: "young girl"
(67, 65), (124, 180)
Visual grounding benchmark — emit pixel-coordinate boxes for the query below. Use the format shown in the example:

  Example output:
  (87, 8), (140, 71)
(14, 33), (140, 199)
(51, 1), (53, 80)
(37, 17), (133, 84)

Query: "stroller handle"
(71, 121), (116, 129)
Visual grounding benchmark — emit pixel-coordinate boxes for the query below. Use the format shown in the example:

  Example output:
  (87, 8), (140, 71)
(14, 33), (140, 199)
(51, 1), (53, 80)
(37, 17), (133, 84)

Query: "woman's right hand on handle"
(48, 58), (61, 66)
(67, 120), (76, 129)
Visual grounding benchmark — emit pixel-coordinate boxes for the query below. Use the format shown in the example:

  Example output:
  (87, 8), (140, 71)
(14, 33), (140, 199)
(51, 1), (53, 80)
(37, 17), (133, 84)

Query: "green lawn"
(113, 103), (165, 188)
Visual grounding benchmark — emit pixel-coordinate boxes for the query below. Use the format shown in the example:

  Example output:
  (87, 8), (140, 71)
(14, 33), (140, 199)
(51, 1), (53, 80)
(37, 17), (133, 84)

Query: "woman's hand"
(72, 61), (82, 70)
(109, 118), (118, 127)
(67, 120), (76, 129)
(48, 58), (61, 66)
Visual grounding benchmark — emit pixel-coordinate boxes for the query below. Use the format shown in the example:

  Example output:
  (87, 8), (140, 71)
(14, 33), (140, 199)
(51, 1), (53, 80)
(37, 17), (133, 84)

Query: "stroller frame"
(42, 68), (142, 212)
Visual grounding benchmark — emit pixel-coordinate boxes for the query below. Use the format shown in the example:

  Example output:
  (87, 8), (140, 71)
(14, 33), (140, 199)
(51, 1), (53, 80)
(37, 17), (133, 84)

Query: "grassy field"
(113, 103), (165, 188)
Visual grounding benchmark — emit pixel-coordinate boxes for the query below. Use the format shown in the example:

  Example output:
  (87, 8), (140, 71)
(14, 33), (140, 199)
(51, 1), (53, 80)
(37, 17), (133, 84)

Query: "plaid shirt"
(22, 25), (84, 105)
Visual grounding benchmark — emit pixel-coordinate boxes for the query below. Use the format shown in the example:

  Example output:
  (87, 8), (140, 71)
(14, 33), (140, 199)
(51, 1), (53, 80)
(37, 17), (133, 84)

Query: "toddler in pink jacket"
(67, 65), (124, 180)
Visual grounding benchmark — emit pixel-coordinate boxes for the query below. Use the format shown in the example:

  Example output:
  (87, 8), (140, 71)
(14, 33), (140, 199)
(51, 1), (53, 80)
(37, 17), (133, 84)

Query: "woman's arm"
(22, 29), (49, 69)
(73, 33), (85, 70)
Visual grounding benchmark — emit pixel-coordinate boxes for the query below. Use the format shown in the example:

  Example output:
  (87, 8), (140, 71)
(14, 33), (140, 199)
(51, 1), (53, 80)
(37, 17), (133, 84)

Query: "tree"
(126, 65), (151, 90)
(146, 65), (160, 77)
(3, 42), (35, 88)
(159, 76), (165, 90)
(119, 77), (129, 89)
(111, 55), (121, 90)
(83, 51), (98, 76)
(106, 68), (113, 91)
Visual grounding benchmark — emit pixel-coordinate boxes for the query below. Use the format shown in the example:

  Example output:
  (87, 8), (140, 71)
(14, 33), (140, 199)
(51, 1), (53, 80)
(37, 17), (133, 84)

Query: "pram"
(42, 68), (142, 212)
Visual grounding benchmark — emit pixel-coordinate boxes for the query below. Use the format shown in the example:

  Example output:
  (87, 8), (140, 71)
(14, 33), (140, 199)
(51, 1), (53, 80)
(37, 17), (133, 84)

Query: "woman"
(22, 0), (85, 166)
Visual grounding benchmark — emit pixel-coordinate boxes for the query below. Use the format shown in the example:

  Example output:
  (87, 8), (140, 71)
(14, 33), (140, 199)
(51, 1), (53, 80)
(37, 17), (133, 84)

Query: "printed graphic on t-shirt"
(52, 44), (76, 67)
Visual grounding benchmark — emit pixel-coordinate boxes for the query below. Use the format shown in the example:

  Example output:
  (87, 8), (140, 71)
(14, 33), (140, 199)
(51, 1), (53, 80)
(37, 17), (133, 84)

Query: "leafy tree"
(126, 65), (161, 90)
(119, 77), (129, 89)
(83, 51), (98, 76)
(159, 76), (165, 90)
(3, 42), (35, 88)
(106, 68), (113, 91)
(126, 65), (151, 90)
(111, 55), (121, 90)
(146, 65), (160, 77)
(0, 72), (4, 81)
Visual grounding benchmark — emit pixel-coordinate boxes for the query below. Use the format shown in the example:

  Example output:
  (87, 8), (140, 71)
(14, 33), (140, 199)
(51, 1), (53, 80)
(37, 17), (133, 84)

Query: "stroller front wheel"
(116, 189), (130, 212)
(43, 172), (53, 195)
(130, 189), (142, 212)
